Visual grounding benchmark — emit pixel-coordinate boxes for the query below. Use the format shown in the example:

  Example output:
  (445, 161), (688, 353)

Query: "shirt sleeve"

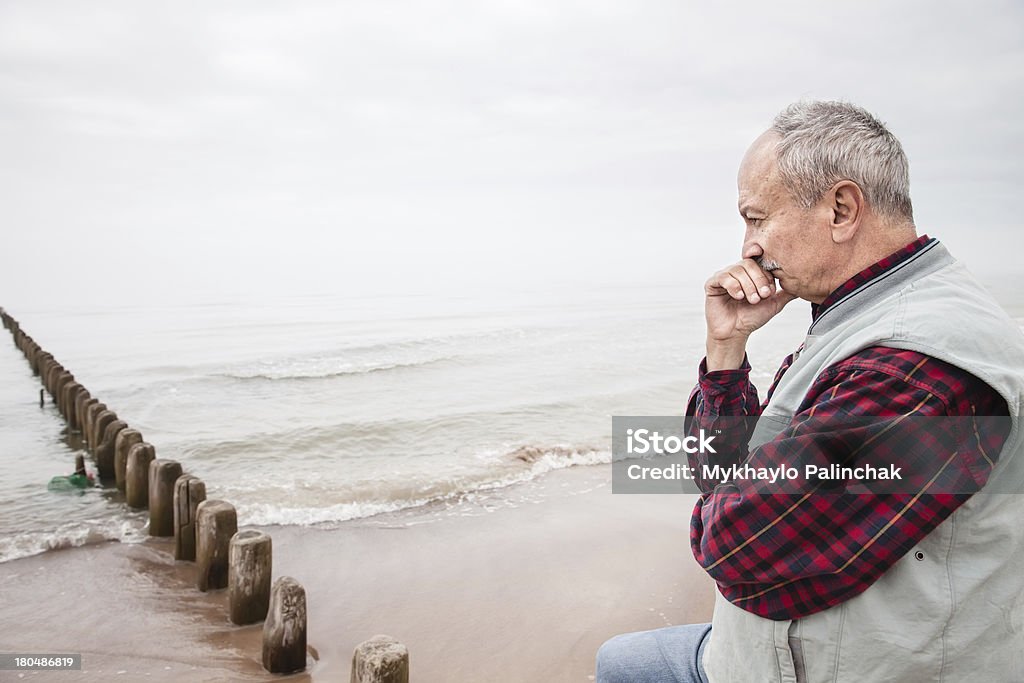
(684, 356), (765, 490)
(688, 353), (1010, 620)
(686, 356), (761, 419)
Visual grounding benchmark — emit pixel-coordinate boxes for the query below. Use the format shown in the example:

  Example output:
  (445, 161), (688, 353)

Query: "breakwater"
(1, 306), (410, 681)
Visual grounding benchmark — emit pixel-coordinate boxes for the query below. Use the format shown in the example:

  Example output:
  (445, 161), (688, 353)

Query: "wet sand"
(0, 466), (714, 682)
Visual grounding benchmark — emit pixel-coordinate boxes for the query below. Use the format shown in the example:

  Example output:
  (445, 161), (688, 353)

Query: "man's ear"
(828, 180), (865, 243)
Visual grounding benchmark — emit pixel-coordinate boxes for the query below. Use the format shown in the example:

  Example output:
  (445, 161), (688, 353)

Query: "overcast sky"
(1, 0), (1022, 309)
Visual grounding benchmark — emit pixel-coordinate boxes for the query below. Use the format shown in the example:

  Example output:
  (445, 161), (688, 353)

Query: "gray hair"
(770, 101), (913, 221)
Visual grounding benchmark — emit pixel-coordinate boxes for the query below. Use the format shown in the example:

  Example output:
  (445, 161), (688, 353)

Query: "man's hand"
(704, 259), (797, 370)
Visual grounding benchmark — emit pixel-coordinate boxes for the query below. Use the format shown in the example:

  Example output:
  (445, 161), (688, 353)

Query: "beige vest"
(702, 242), (1024, 682)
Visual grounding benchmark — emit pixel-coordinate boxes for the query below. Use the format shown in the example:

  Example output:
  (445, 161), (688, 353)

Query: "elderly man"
(596, 101), (1024, 682)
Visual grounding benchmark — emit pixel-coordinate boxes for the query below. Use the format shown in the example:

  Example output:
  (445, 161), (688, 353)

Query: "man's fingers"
(706, 260), (778, 301)
(704, 260), (795, 341)
(706, 271), (748, 301)
(739, 260), (776, 298)
(704, 271), (732, 296)
(726, 262), (773, 303)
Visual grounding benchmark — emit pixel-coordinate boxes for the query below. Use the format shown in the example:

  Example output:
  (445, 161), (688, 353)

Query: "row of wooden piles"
(0, 307), (410, 683)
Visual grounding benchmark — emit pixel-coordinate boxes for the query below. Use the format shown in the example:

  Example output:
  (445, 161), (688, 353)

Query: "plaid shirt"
(686, 236), (1011, 620)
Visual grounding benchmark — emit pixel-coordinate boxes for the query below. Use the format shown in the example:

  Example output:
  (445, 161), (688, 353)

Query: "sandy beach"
(0, 465), (715, 682)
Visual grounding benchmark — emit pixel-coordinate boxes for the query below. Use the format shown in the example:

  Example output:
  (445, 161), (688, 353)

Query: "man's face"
(736, 132), (835, 304)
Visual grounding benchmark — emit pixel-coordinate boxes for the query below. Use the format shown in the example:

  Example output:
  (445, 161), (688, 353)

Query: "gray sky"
(2, 0), (1022, 308)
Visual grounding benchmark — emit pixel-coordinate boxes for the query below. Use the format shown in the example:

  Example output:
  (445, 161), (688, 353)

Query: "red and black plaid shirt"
(686, 236), (1010, 620)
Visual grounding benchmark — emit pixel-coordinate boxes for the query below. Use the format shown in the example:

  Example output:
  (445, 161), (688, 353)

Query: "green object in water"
(48, 473), (92, 491)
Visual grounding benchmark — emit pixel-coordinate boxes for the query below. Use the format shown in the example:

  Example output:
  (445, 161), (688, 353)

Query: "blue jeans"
(595, 623), (712, 683)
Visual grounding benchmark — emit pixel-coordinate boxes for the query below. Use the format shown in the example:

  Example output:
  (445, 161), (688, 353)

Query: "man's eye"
(746, 217), (764, 226)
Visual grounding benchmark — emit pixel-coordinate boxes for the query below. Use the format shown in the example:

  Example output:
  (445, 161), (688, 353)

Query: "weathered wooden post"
(36, 353), (54, 385)
(114, 429), (143, 491)
(351, 635), (410, 683)
(125, 442), (156, 509)
(59, 381), (71, 419)
(96, 419), (127, 481)
(148, 459), (182, 536)
(173, 475), (206, 561)
(90, 410), (118, 453)
(262, 576), (307, 674)
(39, 361), (55, 396)
(229, 530), (272, 625)
(58, 380), (73, 419)
(196, 500), (237, 591)
(45, 365), (63, 399)
(84, 402), (106, 449)
(44, 365), (61, 397)
(76, 395), (96, 436)
(50, 366), (65, 397)
(53, 371), (73, 409)
(39, 388), (44, 408)
(27, 343), (41, 375)
(63, 383), (85, 428)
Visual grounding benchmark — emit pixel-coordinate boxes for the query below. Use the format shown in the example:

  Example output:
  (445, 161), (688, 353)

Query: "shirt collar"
(810, 235), (935, 322)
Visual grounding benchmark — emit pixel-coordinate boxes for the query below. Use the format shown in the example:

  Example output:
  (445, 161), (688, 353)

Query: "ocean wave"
(183, 405), (593, 464)
(217, 354), (456, 381)
(232, 444), (610, 527)
(143, 326), (531, 382)
(0, 519), (146, 564)
(0, 445), (610, 561)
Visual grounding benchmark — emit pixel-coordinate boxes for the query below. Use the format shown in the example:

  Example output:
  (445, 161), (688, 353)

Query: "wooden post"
(262, 576), (307, 674)
(148, 459), (182, 536)
(84, 402), (106, 449)
(28, 344), (41, 375)
(59, 381), (74, 420)
(36, 353), (54, 387)
(64, 383), (84, 429)
(196, 500), (237, 591)
(45, 365), (63, 400)
(125, 443), (156, 509)
(90, 410), (118, 453)
(114, 429), (143, 492)
(50, 366), (65, 398)
(39, 388), (44, 408)
(351, 635), (410, 683)
(229, 530), (273, 625)
(53, 372), (73, 413)
(39, 361), (55, 396)
(45, 365), (61, 398)
(173, 475), (206, 561)
(95, 419), (127, 481)
(76, 396), (97, 437)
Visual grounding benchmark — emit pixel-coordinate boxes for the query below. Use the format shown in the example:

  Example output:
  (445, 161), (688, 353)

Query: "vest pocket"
(787, 622), (808, 683)
(788, 601), (847, 683)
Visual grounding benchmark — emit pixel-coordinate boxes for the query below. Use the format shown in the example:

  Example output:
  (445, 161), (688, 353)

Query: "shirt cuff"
(699, 355), (751, 385)
(697, 355), (751, 412)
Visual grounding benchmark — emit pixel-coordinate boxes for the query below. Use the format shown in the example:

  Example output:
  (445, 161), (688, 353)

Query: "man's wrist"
(706, 338), (749, 371)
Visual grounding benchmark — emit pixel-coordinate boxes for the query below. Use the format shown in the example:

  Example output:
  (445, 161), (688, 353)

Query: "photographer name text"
(625, 462), (903, 482)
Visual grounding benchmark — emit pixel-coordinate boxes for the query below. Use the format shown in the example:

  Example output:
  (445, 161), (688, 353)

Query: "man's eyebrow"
(738, 204), (764, 217)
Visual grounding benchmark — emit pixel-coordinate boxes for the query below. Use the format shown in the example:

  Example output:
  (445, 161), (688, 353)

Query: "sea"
(2, 279), (1018, 564)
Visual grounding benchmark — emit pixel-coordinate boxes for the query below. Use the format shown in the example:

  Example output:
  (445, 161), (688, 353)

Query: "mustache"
(756, 257), (781, 272)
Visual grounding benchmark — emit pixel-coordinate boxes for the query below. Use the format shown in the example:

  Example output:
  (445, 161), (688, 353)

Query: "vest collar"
(807, 240), (955, 337)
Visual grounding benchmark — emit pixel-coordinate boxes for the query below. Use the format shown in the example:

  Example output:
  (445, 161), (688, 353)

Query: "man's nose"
(742, 238), (763, 261)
